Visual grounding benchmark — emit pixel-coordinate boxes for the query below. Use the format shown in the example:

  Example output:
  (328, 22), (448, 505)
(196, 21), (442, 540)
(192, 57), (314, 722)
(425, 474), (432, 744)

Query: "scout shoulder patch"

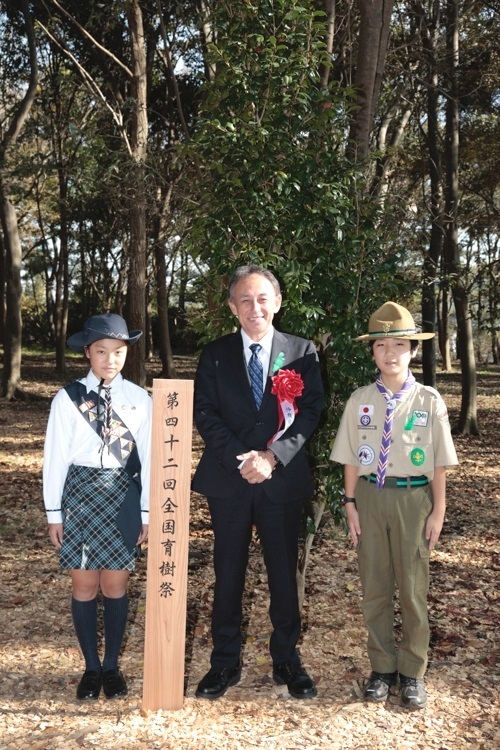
(437, 403), (449, 421)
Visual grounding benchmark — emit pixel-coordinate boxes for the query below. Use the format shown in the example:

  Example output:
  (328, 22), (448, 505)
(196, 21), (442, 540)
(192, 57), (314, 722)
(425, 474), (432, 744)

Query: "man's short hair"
(228, 265), (281, 299)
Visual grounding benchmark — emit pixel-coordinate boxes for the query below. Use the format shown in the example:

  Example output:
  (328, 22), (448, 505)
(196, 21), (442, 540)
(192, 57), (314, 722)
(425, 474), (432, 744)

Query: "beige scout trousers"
(355, 478), (433, 678)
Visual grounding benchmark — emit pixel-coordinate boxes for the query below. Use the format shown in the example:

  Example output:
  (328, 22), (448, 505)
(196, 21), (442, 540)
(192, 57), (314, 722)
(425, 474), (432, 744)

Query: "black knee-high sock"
(71, 597), (101, 672)
(102, 594), (128, 672)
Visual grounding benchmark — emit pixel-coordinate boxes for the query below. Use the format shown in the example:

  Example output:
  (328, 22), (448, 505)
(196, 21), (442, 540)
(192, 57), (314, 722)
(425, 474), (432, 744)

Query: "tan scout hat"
(356, 301), (435, 341)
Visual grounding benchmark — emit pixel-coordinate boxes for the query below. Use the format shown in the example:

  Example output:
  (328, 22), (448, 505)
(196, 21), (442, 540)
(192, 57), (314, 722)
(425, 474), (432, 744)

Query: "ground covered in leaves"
(0, 355), (499, 749)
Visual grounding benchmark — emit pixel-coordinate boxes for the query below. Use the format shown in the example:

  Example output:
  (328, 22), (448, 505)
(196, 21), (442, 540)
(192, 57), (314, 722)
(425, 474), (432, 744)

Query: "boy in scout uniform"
(330, 301), (458, 709)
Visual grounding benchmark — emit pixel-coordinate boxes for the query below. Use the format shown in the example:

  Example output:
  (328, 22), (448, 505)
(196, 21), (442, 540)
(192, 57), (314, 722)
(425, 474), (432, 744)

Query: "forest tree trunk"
(443, 0), (478, 434)
(0, 0), (38, 400)
(124, 0), (148, 386)
(347, 0), (395, 160)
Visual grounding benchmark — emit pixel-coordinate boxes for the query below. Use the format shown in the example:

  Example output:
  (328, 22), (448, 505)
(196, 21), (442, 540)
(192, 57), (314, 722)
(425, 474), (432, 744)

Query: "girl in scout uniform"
(330, 302), (458, 709)
(43, 314), (152, 701)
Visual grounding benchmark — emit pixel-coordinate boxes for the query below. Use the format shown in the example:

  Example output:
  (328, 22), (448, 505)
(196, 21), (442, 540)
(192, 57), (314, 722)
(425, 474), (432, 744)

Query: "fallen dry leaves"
(0, 356), (498, 749)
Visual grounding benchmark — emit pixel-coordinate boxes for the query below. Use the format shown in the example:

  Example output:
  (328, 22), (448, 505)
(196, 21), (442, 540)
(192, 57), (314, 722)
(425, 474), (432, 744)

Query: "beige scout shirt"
(330, 381), (458, 480)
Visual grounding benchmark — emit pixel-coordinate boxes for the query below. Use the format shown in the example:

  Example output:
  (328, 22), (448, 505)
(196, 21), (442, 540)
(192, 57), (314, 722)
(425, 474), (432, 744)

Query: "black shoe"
(273, 663), (317, 699)
(195, 665), (241, 700)
(76, 669), (102, 700)
(102, 668), (128, 699)
(399, 674), (428, 709)
(363, 671), (398, 702)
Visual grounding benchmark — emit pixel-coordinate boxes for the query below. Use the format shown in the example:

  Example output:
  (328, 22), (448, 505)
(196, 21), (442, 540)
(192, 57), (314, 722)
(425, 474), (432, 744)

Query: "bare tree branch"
(47, 0), (133, 79)
(35, 20), (133, 156)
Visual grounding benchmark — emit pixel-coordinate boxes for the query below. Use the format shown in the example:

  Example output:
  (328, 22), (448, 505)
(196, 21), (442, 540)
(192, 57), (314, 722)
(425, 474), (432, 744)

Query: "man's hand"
(237, 450), (276, 484)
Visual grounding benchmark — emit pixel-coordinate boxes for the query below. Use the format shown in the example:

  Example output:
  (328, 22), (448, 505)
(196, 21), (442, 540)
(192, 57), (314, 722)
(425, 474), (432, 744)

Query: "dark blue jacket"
(192, 329), (324, 502)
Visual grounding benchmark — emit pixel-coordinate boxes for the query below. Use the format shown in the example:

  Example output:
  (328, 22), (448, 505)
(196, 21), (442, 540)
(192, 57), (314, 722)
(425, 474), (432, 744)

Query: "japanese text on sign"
(159, 393), (181, 598)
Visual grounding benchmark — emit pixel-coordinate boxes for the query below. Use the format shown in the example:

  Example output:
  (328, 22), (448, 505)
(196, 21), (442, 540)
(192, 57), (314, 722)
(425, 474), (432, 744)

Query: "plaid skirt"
(60, 464), (138, 571)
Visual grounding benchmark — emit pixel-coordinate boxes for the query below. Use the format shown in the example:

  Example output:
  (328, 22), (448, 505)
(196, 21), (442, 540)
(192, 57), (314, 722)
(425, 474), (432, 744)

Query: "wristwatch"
(267, 450), (282, 470)
(340, 495), (356, 506)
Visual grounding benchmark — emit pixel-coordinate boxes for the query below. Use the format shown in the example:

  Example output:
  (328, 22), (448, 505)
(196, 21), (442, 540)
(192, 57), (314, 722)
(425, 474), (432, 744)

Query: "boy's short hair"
(369, 339), (419, 354)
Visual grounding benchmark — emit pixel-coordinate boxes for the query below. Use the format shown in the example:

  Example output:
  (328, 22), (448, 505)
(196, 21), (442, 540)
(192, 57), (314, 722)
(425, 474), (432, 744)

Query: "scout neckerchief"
(64, 378), (141, 484)
(375, 370), (416, 488)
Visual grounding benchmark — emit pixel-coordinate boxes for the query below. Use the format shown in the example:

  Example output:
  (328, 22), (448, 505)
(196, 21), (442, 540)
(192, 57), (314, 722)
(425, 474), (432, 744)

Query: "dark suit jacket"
(192, 328), (324, 502)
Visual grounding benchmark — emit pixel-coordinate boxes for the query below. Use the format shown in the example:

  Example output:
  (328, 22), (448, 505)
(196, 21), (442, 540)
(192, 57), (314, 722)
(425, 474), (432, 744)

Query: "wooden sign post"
(142, 379), (194, 711)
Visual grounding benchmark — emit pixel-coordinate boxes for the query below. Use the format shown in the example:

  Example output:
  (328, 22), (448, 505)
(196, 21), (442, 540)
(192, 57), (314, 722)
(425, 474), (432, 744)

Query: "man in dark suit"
(192, 265), (324, 700)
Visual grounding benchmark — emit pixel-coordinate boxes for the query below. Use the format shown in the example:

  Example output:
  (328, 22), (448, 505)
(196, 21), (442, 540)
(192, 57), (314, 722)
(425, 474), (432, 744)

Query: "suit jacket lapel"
(228, 329), (290, 412)
(261, 330), (289, 406)
(268, 330), (289, 375)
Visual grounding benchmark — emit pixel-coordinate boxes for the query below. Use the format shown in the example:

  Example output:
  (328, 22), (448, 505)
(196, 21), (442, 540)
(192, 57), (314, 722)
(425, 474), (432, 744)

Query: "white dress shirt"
(43, 369), (152, 524)
(241, 327), (274, 390)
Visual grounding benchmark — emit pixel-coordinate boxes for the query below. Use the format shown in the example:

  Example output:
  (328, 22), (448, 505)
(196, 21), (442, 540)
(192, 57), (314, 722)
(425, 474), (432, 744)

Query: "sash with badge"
(64, 380), (142, 551)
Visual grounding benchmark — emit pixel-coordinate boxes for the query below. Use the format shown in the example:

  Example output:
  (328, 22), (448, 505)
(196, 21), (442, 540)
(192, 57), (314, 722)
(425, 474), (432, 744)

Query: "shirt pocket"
(400, 431), (433, 473)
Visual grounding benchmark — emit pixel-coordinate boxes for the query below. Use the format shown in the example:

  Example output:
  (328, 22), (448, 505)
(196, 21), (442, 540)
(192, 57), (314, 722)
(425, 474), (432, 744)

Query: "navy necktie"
(248, 343), (264, 408)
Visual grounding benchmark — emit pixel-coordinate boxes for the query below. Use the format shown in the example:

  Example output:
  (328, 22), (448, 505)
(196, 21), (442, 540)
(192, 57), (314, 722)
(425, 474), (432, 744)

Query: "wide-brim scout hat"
(355, 301), (435, 341)
(67, 313), (143, 352)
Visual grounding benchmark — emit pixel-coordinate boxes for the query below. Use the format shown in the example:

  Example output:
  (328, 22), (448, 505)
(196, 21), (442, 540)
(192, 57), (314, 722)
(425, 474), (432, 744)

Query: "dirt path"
(0, 356), (498, 749)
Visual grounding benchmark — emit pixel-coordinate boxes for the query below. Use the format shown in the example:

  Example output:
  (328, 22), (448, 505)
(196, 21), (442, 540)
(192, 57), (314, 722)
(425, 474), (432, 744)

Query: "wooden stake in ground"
(142, 379), (194, 711)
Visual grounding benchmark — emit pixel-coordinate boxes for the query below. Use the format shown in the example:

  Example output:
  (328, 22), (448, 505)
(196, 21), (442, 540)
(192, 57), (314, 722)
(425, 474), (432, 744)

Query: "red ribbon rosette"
(271, 368), (304, 408)
(268, 369), (304, 445)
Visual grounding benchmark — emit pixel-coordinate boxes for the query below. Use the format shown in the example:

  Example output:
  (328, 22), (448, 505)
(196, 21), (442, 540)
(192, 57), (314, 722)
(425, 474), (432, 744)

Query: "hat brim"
(67, 330), (143, 353)
(355, 332), (435, 341)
